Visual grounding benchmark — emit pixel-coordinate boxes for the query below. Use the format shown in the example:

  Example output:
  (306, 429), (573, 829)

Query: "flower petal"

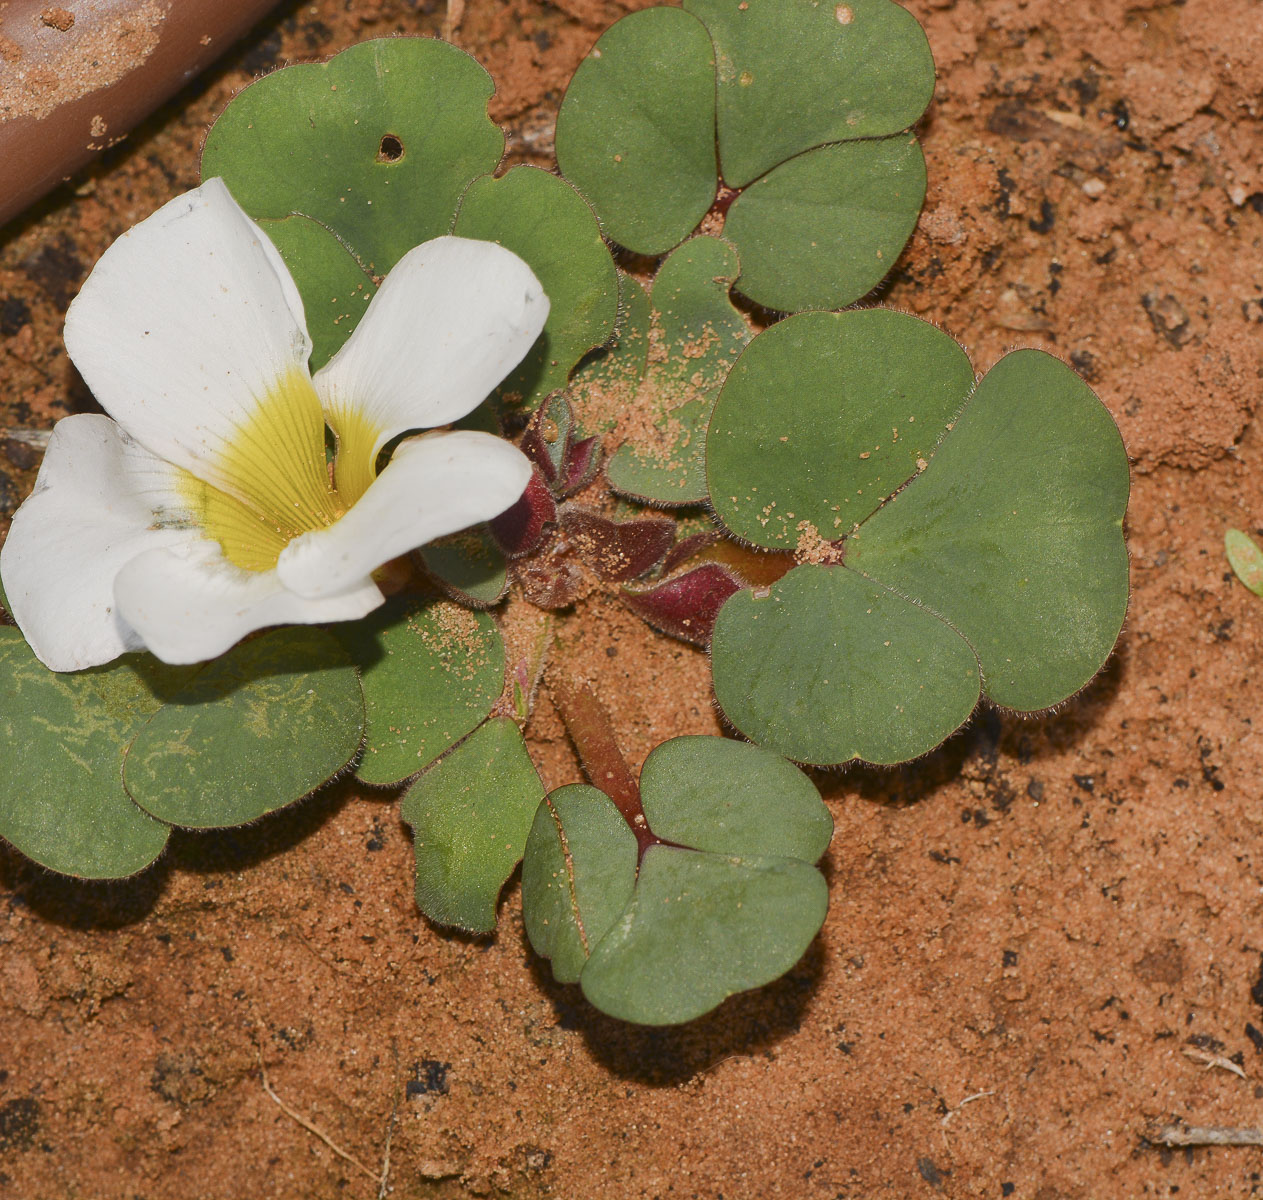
(113, 544), (384, 666)
(62, 178), (327, 507)
(276, 430), (532, 599)
(0, 415), (197, 672)
(313, 237), (549, 503)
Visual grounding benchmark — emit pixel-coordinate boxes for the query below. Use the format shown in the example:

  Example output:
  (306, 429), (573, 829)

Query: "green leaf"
(685, 0), (935, 188)
(708, 310), (973, 550)
(419, 525), (509, 608)
(711, 564), (980, 766)
(522, 735), (832, 1023)
(123, 628), (363, 829)
(401, 718), (545, 933)
(850, 350), (1130, 711)
(638, 735), (832, 859)
(569, 273), (652, 435)
(202, 38), (504, 275)
(1227, 529), (1263, 597)
(580, 846), (828, 1026)
(452, 166), (618, 414)
(258, 215), (376, 370)
(0, 629), (185, 878)
(607, 237), (750, 505)
(521, 784), (639, 983)
(724, 136), (927, 311)
(335, 597), (505, 787)
(556, 6), (718, 255)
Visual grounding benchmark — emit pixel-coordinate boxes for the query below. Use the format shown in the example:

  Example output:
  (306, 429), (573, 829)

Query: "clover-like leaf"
(452, 166), (618, 414)
(521, 392), (582, 489)
(0, 629), (185, 878)
(202, 38), (504, 279)
(849, 350), (1130, 712)
(555, 1), (934, 311)
(712, 564), (980, 765)
(722, 136), (926, 313)
(419, 526), (510, 608)
(686, 0), (935, 187)
(335, 597), (505, 788)
(522, 735), (831, 1025)
(401, 717), (544, 933)
(1227, 529), (1263, 597)
(709, 309), (972, 549)
(257, 216), (375, 371)
(556, 6), (718, 256)
(520, 784), (639, 983)
(606, 236), (750, 505)
(707, 310), (1129, 765)
(123, 628), (363, 829)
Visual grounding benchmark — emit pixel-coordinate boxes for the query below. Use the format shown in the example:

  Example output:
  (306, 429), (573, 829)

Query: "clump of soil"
(2, 0), (1263, 1196)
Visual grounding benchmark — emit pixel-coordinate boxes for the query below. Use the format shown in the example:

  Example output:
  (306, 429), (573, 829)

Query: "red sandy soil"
(2, 0), (1263, 1196)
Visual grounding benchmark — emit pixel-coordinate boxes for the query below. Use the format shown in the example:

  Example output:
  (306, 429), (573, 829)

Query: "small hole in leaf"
(377, 134), (405, 163)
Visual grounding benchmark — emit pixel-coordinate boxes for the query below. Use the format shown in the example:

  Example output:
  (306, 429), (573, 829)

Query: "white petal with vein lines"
(63, 178), (315, 500)
(0, 414), (199, 672)
(113, 544), (384, 666)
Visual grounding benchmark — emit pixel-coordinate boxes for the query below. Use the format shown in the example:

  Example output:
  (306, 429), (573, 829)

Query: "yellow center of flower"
(178, 368), (382, 572)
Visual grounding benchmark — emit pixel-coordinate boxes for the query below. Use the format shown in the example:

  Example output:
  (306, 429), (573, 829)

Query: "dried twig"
(1183, 1047), (1247, 1080)
(442, 0), (466, 42)
(378, 1041), (402, 1199)
(1150, 1125), (1263, 1148)
(941, 1090), (996, 1127)
(4, 428), (51, 448)
(256, 1049), (377, 1182)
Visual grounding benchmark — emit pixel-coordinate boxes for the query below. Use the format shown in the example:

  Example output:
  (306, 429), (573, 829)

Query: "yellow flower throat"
(179, 368), (380, 572)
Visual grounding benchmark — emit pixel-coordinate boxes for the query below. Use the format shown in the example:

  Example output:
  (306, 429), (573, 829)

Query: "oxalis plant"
(0, 3), (1130, 1027)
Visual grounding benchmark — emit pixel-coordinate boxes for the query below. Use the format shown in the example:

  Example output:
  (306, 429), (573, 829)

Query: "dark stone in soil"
(0, 1097), (40, 1153)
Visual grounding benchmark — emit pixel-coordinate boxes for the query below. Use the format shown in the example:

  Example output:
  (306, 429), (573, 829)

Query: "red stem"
(548, 676), (658, 857)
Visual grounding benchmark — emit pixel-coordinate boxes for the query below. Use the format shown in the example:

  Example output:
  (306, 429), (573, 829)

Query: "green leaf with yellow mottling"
(568, 272), (652, 436)
(123, 628), (363, 829)
(0, 629), (187, 878)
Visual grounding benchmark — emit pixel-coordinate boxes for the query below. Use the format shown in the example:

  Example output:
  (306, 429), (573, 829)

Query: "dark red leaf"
(519, 391), (575, 489)
(560, 506), (676, 583)
(558, 434), (603, 497)
(489, 468), (557, 558)
(621, 563), (744, 647)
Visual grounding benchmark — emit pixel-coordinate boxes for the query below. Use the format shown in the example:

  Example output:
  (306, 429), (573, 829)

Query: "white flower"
(0, 179), (548, 671)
